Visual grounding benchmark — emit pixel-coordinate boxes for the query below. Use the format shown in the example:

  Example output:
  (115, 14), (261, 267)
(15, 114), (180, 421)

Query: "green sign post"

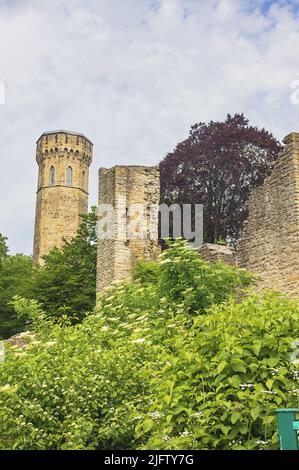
(276, 409), (299, 450)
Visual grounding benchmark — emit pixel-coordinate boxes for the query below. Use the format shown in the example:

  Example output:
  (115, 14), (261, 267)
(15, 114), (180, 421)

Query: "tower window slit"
(66, 166), (73, 186)
(49, 166), (55, 186)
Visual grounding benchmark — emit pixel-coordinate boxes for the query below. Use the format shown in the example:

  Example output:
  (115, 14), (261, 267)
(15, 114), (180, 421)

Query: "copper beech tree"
(159, 114), (282, 244)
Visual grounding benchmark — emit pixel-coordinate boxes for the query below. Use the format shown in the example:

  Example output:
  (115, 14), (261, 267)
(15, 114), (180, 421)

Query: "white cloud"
(0, 0), (299, 253)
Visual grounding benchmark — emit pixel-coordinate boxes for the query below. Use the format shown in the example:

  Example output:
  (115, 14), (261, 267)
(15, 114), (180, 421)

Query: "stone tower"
(238, 132), (299, 297)
(33, 130), (93, 265)
(97, 165), (160, 293)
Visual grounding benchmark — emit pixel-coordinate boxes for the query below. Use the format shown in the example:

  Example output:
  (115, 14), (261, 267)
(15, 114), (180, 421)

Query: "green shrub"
(0, 240), (297, 450)
(136, 292), (299, 450)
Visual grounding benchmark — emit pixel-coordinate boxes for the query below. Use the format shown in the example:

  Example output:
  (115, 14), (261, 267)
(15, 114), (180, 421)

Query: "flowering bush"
(0, 240), (298, 450)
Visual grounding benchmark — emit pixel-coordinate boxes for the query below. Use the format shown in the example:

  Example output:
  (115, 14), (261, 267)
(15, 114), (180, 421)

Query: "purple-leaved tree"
(160, 114), (282, 244)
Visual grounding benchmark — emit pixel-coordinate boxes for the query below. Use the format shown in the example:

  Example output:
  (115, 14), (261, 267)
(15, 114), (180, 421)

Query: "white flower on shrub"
(191, 411), (203, 418)
(45, 341), (57, 347)
(159, 259), (173, 265)
(150, 411), (162, 419)
(131, 416), (142, 421)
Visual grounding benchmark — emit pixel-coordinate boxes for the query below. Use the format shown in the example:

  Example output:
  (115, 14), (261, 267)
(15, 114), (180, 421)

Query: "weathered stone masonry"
(96, 166), (160, 293)
(33, 129), (299, 299)
(237, 133), (299, 297)
(33, 130), (93, 265)
(196, 243), (236, 266)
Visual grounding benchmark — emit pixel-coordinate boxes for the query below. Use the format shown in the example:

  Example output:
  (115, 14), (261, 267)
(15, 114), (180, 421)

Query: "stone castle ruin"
(33, 130), (299, 298)
(96, 165), (160, 292)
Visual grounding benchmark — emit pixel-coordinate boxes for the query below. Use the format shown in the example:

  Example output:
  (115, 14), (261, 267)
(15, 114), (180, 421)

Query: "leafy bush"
(0, 209), (97, 339)
(136, 292), (299, 450)
(155, 239), (253, 314)
(0, 241), (297, 450)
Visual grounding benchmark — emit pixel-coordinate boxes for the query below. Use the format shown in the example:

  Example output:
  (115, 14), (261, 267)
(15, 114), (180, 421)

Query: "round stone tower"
(33, 130), (93, 265)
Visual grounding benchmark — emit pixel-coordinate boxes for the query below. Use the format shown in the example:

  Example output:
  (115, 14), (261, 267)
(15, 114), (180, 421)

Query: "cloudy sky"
(1, 0), (299, 254)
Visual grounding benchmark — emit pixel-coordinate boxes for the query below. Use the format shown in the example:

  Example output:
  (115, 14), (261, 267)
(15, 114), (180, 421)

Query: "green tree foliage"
(0, 233), (8, 263)
(0, 241), (297, 450)
(30, 208), (98, 322)
(0, 253), (33, 339)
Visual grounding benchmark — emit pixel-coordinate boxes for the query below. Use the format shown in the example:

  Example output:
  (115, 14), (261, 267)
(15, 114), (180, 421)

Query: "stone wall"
(33, 130), (93, 265)
(97, 165), (160, 293)
(237, 132), (299, 297)
(196, 243), (236, 266)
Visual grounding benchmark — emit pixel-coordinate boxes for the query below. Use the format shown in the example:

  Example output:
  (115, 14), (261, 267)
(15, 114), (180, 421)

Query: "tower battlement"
(36, 130), (93, 164)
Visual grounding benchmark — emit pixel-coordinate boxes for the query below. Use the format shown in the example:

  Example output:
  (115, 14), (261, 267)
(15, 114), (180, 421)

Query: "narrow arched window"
(82, 170), (85, 189)
(49, 166), (55, 186)
(66, 166), (73, 186)
(37, 169), (41, 189)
